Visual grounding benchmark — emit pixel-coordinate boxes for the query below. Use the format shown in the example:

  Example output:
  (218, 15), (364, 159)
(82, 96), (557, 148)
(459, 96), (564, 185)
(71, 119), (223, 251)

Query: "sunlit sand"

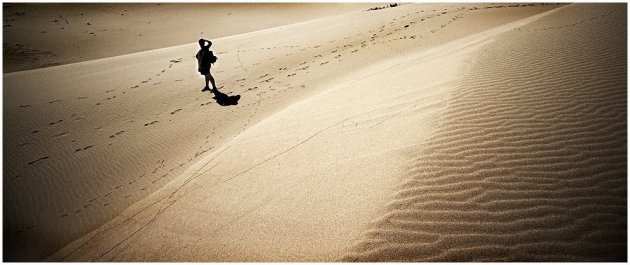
(3, 3), (626, 261)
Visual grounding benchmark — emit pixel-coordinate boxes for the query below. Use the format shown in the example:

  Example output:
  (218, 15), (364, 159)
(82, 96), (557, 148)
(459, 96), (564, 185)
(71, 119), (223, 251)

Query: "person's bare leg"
(207, 73), (217, 90)
(204, 74), (210, 89)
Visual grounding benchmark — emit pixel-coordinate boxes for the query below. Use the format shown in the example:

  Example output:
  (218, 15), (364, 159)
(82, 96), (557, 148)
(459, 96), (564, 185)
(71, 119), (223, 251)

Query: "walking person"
(196, 38), (218, 92)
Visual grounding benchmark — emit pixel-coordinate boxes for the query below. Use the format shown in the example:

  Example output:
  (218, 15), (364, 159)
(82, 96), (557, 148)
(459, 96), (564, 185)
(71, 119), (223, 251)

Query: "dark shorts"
(199, 66), (210, 75)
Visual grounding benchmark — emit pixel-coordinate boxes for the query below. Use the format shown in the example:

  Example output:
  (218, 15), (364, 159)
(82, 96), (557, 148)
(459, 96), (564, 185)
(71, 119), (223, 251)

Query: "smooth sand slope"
(3, 3), (376, 73)
(4, 3), (625, 262)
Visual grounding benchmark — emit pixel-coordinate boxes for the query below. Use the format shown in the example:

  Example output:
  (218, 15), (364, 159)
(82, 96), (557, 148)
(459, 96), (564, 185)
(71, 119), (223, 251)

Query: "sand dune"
(343, 3), (627, 262)
(3, 3), (625, 262)
(2, 3), (376, 73)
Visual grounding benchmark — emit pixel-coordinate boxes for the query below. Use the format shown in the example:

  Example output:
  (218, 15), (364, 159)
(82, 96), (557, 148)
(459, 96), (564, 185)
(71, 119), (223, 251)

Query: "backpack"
(205, 51), (217, 64)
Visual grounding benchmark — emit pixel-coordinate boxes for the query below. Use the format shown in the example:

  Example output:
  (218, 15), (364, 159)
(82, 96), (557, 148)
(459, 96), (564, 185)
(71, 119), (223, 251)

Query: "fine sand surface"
(3, 3), (376, 73)
(3, 3), (626, 262)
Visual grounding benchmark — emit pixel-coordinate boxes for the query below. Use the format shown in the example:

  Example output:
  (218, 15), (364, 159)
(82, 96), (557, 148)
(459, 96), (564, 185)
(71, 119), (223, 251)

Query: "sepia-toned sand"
(2, 3), (376, 73)
(3, 3), (626, 262)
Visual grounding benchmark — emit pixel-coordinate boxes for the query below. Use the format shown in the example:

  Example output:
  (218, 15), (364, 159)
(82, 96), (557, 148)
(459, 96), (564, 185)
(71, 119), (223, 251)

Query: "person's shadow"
(204, 87), (240, 106)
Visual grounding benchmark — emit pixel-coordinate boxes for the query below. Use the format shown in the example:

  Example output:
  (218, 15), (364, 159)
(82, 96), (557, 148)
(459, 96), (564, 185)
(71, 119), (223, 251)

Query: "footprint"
(109, 130), (125, 138)
(170, 109), (182, 115)
(48, 119), (63, 126)
(144, 121), (158, 126)
(27, 156), (49, 166)
(320, 61), (329, 65)
(169, 58), (182, 63)
(74, 145), (93, 152)
(19, 104), (31, 108)
(78, 96), (88, 99)
(48, 99), (62, 104)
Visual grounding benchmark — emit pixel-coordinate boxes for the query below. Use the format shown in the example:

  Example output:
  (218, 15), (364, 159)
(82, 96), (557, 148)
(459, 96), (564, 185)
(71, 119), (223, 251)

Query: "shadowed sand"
(3, 3), (625, 262)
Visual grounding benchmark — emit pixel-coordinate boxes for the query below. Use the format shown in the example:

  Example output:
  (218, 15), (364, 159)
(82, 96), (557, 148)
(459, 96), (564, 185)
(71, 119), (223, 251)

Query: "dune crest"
(44, 4), (569, 262)
(2, 3), (377, 73)
(5, 3), (625, 262)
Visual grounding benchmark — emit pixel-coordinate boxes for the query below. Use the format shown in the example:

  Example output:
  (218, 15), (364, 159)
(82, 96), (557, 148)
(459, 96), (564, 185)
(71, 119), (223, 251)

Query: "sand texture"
(3, 3), (376, 73)
(3, 3), (626, 262)
(343, 3), (627, 261)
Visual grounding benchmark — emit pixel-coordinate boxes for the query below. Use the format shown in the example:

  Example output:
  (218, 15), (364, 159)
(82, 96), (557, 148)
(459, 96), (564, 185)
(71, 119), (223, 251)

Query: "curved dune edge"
(3, 3), (378, 73)
(43, 5), (570, 262)
(5, 3), (566, 261)
(342, 3), (626, 262)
